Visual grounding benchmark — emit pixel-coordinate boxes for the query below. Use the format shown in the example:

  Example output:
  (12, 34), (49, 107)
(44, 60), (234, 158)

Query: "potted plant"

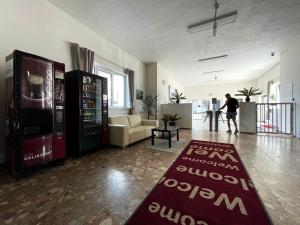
(161, 114), (171, 130)
(142, 94), (158, 119)
(235, 87), (262, 102)
(168, 114), (181, 126)
(170, 89), (187, 104)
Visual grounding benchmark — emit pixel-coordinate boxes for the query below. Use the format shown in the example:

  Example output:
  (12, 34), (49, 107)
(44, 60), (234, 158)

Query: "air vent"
(198, 55), (228, 62)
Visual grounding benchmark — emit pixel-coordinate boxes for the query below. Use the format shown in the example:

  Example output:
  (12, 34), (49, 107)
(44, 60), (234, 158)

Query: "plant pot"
(164, 122), (168, 130)
(176, 99), (180, 104)
(169, 121), (176, 126)
(245, 96), (250, 102)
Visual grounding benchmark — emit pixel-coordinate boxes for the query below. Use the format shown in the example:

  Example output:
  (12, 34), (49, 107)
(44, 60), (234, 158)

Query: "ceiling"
(49, 0), (300, 87)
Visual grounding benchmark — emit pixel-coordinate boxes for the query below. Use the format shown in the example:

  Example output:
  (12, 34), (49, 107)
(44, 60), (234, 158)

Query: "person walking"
(219, 93), (239, 133)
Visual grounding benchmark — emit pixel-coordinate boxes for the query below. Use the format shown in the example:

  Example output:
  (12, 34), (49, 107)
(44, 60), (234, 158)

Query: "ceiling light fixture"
(203, 69), (224, 74)
(188, 1), (237, 36)
(213, 0), (219, 36)
(198, 54), (228, 62)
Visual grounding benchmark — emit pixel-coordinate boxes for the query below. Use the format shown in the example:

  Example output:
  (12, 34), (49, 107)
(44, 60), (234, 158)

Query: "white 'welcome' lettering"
(182, 157), (239, 171)
(158, 176), (249, 216)
(186, 148), (238, 163)
(148, 202), (208, 225)
(160, 206), (181, 223)
(208, 152), (238, 163)
(214, 193), (248, 216)
(176, 165), (251, 191)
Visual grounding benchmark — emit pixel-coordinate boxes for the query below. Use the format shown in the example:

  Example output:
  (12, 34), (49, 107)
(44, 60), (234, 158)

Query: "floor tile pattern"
(0, 129), (299, 225)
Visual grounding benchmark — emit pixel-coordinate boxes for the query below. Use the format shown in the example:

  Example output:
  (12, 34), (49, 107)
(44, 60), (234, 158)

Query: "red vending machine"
(5, 50), (66, 177)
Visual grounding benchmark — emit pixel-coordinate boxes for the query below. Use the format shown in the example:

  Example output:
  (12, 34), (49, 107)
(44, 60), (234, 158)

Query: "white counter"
(239, 102), (257, 133)
(161, 103), (193, 129)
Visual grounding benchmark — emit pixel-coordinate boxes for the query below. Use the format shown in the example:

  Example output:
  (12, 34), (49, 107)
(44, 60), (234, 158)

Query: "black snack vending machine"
(5, 50), (66, 177)
(65, 70), (108, 156)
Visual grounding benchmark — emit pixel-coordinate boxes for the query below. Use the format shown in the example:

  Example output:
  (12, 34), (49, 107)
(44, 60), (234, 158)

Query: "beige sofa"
(108, 114), (159, 148)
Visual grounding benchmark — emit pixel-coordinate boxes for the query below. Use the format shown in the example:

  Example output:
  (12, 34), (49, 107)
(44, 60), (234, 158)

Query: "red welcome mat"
(126, 140), (273, 225)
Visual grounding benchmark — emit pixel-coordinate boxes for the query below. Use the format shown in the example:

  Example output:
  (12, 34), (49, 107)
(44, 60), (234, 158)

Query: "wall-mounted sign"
(136, 89), (143, 100)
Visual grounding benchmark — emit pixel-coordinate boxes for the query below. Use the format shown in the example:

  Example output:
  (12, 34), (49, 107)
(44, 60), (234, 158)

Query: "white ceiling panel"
(49, 0), (300, 87)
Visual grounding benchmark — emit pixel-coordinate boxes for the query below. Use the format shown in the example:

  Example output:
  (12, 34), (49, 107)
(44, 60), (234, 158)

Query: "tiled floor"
(0, 129), (299, 225)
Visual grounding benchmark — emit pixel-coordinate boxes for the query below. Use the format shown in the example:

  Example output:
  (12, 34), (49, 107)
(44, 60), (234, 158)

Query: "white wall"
(157, 63), (183, 105)
(255, 64), (280, 96)
(145, 63), (157, 95)
(0, 0), (146, 163)
(280, 37), (300, 137)
(145, 63), (184, 119)
(184, 80), (256, 108)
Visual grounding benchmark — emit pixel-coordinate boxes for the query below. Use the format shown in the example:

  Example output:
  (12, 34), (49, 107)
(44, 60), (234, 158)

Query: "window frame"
(94, 64), (129, 109)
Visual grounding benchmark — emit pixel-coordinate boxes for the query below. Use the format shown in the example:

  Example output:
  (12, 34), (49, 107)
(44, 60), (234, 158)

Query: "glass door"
(20, 55), (53, 109)
(82, 75), (102, 127)
(18, 53), (53, 136)
(95, 78), (102, 124)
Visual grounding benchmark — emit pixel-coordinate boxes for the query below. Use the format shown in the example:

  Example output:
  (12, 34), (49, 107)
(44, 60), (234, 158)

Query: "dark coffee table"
(151, 126), (179, 148)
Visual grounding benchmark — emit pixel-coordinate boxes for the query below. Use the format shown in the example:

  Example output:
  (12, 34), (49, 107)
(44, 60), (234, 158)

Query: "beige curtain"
(70, 43), (94, 73)
(126, 69), (135, 115)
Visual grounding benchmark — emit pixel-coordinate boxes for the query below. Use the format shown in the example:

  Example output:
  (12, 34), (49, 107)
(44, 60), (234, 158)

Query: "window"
(269, 81), (280, 103)
(94, 65), (128, 108)
(112, 74), (125, 107)
(97, 70), (112, 105)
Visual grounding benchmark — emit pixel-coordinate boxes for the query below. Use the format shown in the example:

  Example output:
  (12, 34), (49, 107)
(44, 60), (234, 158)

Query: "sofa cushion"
(142, 119), (159, 127)
(140, 125), (156, 137)
(129, 127), (145, 144)
(108, 116), (130, 127)
(127, 115), (142, 128)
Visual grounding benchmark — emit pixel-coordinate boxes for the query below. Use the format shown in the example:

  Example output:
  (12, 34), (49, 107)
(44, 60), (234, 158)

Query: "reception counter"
(239, 102), (257, 133)
(161, 103), (192, 129)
